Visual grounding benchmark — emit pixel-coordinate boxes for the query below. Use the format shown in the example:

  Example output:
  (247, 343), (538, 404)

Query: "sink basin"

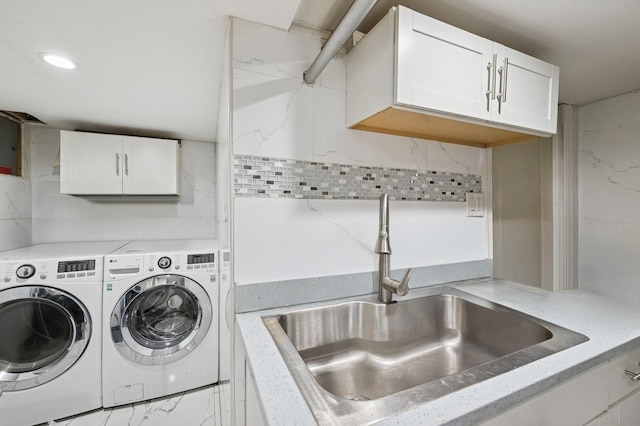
(263, 287), (588, 424)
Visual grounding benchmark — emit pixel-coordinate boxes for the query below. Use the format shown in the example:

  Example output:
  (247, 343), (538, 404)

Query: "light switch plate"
(466, 193), (484, 217)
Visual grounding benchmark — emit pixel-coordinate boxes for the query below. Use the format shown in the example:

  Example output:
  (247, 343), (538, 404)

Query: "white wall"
(231, 19), (489, 285)
(578, 90), (640, 304)
(0, 124), (31, 251)
(27, 124), (217, 243)
(492, 138), (552, 288)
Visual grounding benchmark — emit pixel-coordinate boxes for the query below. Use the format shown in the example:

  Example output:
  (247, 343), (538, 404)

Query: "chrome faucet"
(375, 193), (412, 303)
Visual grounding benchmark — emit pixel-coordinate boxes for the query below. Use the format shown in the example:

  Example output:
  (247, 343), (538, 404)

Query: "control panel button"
(67, 273), (76, 278)
(77, 272), (86, 278)
(158, 257), (172, 269)
(148, 267), (155, 272)
(16, 264), (36, 279)
(175, 265), (180, 270)
(57, 274), (65, 279)
(40, 274), (47, 280)
(3, 277), (10, 283)
(87, 272), (95, 277)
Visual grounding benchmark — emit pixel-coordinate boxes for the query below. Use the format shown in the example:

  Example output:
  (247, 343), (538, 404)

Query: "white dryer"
(0, 241), (127, 426)
(102, 239), (219, 407)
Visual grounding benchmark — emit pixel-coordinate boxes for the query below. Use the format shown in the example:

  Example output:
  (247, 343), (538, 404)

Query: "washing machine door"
(111, 274), (212, 365)
(0, 286), (91, 391)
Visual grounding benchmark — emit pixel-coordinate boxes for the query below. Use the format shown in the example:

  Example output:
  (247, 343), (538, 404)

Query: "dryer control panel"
(145, 251), (217, 275)
(105, 251), (217, 281)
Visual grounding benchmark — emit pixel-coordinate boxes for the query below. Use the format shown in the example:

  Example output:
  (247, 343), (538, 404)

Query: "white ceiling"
(2, 0), (639, 142)
(297, 0), (640, 107)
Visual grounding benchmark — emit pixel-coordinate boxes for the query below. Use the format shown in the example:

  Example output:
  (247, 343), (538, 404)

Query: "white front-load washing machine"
(0, 241), (127, 426)
(102, 239), (219, 407)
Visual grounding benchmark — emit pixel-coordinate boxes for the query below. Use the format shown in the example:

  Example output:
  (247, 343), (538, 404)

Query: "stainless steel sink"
(263, 287), (588, 425)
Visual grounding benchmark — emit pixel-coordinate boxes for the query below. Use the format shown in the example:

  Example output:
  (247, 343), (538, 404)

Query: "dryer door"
(111, 274), (212, 365)
(0, 286), (91, 391)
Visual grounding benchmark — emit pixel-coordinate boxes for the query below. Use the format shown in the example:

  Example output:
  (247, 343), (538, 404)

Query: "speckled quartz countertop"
(236, 278), (640, 425)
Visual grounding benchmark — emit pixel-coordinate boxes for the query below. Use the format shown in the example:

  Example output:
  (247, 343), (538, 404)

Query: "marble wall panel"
(0, 126), (32, 251)
(578, 90), (640, 304)
(28, 125), (217, 243)
(234, 198), (486, 284)
(231, 19), (489, 286)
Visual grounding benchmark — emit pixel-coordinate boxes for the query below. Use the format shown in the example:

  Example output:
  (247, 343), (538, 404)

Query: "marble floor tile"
(47, 383), (231, 426)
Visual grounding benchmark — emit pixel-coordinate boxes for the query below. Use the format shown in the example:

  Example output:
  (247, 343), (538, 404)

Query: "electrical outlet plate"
(466, 193), (484, 217)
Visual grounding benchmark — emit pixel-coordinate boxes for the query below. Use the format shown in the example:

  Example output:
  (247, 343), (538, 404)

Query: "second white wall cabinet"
(60, 130), (179, 195)
(347, 6), (559, 147)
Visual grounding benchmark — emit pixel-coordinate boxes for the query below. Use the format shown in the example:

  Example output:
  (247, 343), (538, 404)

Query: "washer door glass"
(129, 285), (199, 349)
(0, 286), (90, 391)
(112, 275), (212, 365)
(0, 299), (73, 372)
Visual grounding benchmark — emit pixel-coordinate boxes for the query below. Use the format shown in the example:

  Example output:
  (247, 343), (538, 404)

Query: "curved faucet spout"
(383, 267), (412, 296)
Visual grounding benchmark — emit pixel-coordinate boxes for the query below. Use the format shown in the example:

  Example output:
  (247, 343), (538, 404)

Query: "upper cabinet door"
(395, 6), (494, 121)
(492, 44), (559, 133)
(60, 131), (123, 194)
(122, 136), (179, 195)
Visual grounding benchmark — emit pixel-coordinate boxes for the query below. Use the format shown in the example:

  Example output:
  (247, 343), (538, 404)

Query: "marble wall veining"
(27, 125), (217, 243)
(0, 125), (32, 251)
(578, 89), (640, 305)
(0, 175), (31, 251)
(231, 19), (489, 285)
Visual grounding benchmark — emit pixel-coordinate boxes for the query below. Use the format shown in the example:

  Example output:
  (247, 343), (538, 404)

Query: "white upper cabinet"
(60, 131), (123, 195)
(396, 8), (494, 121)
(346, 6), (559, 147)
(60, 130), (179, 196)
(491, 43), (559, 133)
(121, 136), (179, 195)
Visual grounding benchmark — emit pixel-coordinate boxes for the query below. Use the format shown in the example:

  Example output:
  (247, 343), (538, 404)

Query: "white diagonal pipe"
(303, 0), (379, 85)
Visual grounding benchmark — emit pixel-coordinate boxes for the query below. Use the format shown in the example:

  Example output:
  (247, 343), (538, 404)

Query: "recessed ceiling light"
(38, 53), (78, 70)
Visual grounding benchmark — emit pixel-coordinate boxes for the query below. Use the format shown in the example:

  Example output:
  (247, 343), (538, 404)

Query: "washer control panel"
(1, 257), (102, 285)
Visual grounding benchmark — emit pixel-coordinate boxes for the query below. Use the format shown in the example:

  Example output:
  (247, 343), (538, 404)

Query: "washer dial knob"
(158, 257), (172, 269)
(16, 264), (36, 279)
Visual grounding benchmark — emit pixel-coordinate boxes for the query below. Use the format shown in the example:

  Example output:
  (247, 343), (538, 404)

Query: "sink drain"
(343, 394), (370, 401)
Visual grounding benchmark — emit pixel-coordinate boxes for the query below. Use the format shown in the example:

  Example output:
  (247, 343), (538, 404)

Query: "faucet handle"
(397, 268), (412, 296)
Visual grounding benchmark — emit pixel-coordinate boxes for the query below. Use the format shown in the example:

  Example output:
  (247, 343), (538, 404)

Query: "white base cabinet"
(246, 363), (266, 426)
(483, 346), (640, 426)
(60, 130), (179, 195)
(480, 363), (609, 426)
(600, 346), (640, 426)
(346, 6), (559, 148)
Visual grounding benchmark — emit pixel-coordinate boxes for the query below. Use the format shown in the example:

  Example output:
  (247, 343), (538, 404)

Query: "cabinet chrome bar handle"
(485, 54), (497, 111)
(499, 57), (509, 103)
(485, 62), (492, 111)
(625, 368), (640, 381)
(486, 61), (492, 110)
(116, 153), (120, 176)
(124, 153), (129, 176)
(491, 53), (497, 100)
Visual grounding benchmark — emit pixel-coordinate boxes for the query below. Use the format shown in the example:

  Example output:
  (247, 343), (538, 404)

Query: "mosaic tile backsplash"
(234, 155), (482, 201)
